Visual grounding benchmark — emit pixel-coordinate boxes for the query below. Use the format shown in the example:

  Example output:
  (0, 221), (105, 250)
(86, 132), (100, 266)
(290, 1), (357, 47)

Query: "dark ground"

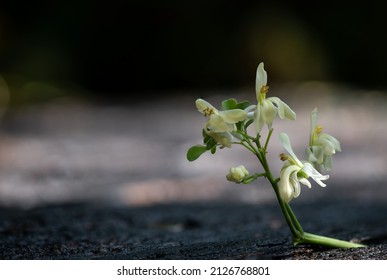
(0, 200), (386, 260)
(0, 91), (387, 259)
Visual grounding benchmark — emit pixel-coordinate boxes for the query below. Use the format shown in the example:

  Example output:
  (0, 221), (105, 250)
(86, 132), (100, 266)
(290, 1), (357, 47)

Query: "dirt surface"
(0, 200), (386, 260)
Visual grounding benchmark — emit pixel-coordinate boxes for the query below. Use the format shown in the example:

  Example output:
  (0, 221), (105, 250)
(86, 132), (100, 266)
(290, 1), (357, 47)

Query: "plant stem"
(239, 129), (365, 248)
(257, 136), (365, 248)
(295, 232), (366, 248)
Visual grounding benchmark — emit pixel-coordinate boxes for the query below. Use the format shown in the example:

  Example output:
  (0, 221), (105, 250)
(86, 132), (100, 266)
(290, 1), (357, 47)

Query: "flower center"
(315, 125), (323, 134)
(311, 125), (324, 143)
(260, 85), (269, 94)
(279, 153), (289, 161)
(203, 107), (215, 117)
(259, 85), (269, 104)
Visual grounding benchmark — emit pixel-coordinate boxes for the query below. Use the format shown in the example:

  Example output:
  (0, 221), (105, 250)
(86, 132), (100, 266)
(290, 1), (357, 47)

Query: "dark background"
(0, 0), (386, 104)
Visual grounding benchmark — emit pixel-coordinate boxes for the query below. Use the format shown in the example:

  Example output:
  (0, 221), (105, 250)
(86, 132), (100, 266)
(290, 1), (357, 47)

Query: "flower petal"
(279, 164), (301, 203)
(299, 178), (312, 188)
(255, 62), (267, 99)
(308, 146), (324, 164)
(268, 97), (296, 120)
(205, 126), (233, 148)
(310, 108), (318, 139)
(319, 134), (342, 152)
(208, 115), (231, 132)
(219, 109), (247, 123)
(279, 133), (303, 166)
(323, 155), (333, 171)
(302, 162), (329, 187)
(262, 99), (277, 127)
(290, 171), (301, 198)
(195, 99), (218, 115)
(254, 106), (265, 133)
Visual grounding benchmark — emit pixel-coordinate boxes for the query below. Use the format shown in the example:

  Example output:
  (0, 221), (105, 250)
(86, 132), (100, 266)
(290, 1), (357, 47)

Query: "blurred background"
(0, 0), (387, 208)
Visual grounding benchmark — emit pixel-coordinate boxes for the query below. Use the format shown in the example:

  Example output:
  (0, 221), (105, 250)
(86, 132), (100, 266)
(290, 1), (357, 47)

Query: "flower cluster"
(187, 62), (366, 249)
(188, 62), (341, 203)
(193, 63), (296, 148)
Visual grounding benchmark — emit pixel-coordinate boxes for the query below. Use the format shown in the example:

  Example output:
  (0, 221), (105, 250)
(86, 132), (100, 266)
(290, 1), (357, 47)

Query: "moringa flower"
(254, 62), (296, 133)
(279, 133), (329, 203)
(307, 108), (341, 171)
(226, 165), (249, 183)
(196, 98), (247, 147)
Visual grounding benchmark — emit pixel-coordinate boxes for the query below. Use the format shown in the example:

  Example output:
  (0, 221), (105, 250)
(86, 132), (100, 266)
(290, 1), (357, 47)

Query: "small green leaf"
(187, 145), (208, 161)
(205, 137), (217, 150)
(221, 98), (238, 110)
(235, 101), (251, 110)
(222, 98), (251, 111)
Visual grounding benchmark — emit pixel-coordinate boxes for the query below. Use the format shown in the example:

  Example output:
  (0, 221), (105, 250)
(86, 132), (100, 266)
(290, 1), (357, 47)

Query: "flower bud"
(226, 165), (249, 183)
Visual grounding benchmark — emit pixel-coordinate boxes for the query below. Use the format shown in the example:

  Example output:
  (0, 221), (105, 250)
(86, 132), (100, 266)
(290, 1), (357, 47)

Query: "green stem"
(257, 136), (365, 248)
(256, 137), (302, 238)
(284, 203), (304, 233)
(295, 232), (366, 248)
(264, 128), (273, 152)
(243, 172), (266, 184)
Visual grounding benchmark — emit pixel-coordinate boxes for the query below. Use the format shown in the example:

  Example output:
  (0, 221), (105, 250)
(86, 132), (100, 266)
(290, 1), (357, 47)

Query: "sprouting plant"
(187, 62), (365, 248)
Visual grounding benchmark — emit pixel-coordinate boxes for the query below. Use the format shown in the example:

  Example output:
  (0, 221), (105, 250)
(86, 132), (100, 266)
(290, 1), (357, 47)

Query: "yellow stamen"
(203, 107), (214, 117)
(260, 85), (269, 94)
(280, 153), (289, 161)
(315, 125), (323, 134)
(259, 85), (269, 104)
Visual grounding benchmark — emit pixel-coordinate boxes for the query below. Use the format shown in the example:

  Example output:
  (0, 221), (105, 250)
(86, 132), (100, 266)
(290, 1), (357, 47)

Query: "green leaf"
(235, 101), (251, 110)
(222, 98), (251, 111)
(205, 137), (217, 150)
(221, 98), (238, 110)
(187, 145), (208, 161)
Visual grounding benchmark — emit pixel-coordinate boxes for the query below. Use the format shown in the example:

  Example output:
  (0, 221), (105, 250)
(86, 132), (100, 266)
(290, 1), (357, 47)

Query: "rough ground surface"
(0, 89), (387, 259)
(0, 201), (386, 260)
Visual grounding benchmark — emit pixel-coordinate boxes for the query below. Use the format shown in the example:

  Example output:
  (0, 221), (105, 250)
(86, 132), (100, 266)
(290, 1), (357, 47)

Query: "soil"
(1, 200), (386, 260)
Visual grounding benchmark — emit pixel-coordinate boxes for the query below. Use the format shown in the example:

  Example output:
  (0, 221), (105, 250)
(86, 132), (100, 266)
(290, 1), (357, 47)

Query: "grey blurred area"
(0, 83), (386, 208)
(1, 0), (387, 210)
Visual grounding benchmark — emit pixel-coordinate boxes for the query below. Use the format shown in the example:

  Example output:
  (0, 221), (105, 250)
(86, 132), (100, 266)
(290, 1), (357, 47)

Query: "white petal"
(320, 133), (342, 152)
(262, 99), (277, 127)
(245, 105), (256, 119)
(279, 164), (301, 203)
(254, 107), (264, 134)
(195, 99), (218, 115)
(207, 130), (233, 148)
(244, 104), (256, 113)
(299, 178), (312, 188)
(323, 156), (333, 171)
(290, 171), (301, 198)
(302, 163), (329, 187)
(220, 109), (247, 123)
(308, 146), (324, 164)
(268, 97), (296, 120)
(279, 133), (303, 166)
(310, 108), (318, 136)
(255, 62), (267, 99)
(208, 115), (231, 132)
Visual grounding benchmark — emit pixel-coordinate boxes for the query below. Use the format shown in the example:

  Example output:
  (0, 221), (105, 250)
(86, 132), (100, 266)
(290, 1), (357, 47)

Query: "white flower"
(307, 108), (341, 171)
(254, 62), (296, 133)
(196, 98), (247, 147)
(279, 133), (329, 203)
(226, 165), (249, 183)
